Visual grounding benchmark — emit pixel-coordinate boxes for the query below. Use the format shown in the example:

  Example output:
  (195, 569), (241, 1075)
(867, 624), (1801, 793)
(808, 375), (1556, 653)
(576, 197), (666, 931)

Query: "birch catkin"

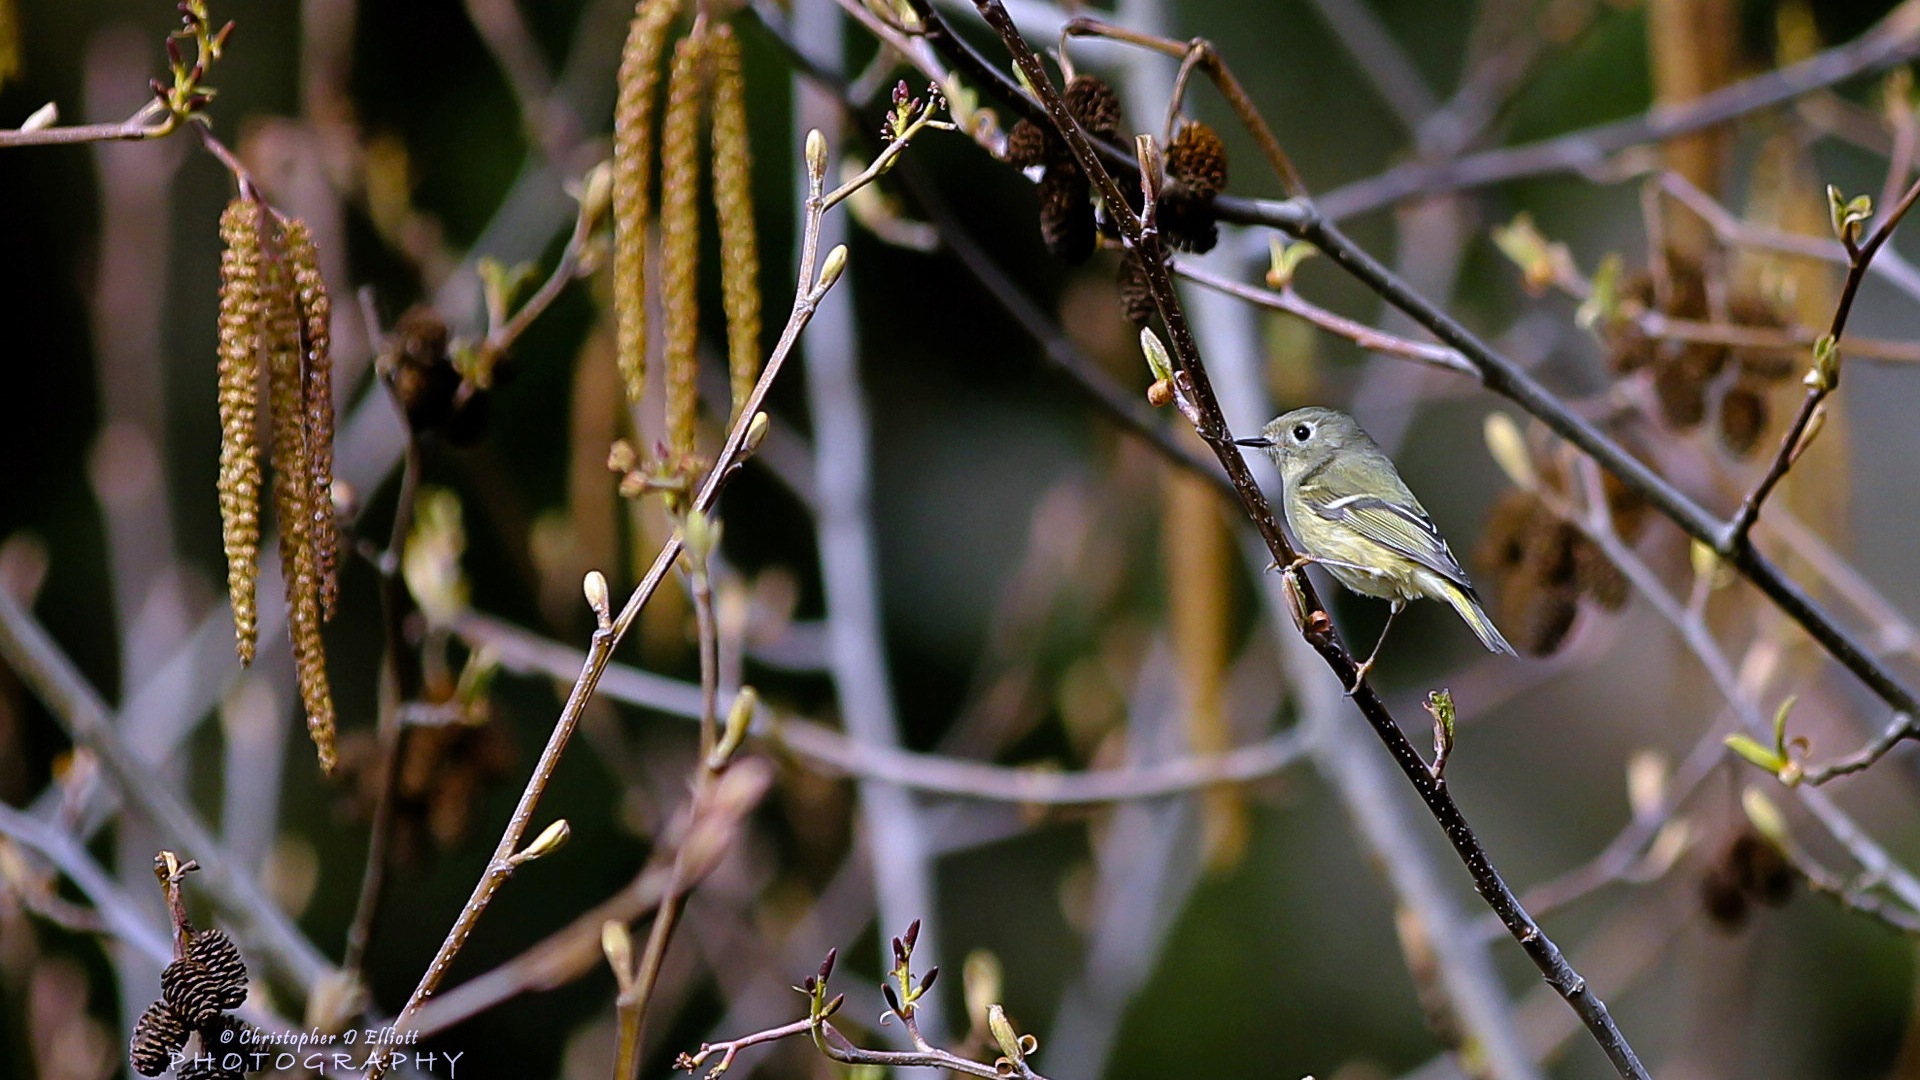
(611, 0), (681, 407)
(660, 29), (708, 458)
(708, 23), (762, 420)
(215, 200), (264, 664)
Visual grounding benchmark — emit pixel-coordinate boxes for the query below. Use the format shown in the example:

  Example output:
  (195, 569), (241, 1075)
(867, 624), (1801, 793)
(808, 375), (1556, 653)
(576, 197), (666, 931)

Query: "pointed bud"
(709, 687), (758, 769)
(584, 570), (610, 628)
(882, 982), (903, 1015)
(682, 508), (720, 564)
(806, 129), (829, 179)
(918, 966), (939, 994)
(1482, 412), (1535, 491)
(742, 411), (770, 456)
(20, 103), (57, 132)
(988, 1005), (1023, 1064)
(602, 921), (635, 986)
(578, 160), (615, 229)
(1139, 327), (1174, 382)
(817, 245), (848, 290)
(819, 948), (837, 982)
(514, 818), (571, 864)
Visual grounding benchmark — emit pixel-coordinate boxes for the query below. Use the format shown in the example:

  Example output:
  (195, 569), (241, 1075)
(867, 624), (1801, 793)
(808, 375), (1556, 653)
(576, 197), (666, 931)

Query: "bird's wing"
(1302, 489), (1477, 593)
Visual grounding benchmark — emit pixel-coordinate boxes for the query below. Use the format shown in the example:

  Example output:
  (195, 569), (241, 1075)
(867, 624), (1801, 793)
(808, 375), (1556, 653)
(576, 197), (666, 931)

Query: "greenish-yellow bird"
(1237, 407), (1515, 690)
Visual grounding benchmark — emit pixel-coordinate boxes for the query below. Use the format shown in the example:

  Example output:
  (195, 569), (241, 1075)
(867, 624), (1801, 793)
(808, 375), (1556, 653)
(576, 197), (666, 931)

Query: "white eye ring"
(1291, 423), (1312, 442)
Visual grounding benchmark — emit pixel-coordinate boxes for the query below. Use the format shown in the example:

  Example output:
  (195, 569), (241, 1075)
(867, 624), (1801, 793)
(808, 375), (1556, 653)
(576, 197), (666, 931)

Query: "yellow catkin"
(0, 0), (20, 86)
(611, 0), (681, 407)
(264, 247), (336, 773)
(707, 24), (761, 421)
(659, 29), (708, 458)
(280, 219), (338, 621)
(215, 200), (264, 665)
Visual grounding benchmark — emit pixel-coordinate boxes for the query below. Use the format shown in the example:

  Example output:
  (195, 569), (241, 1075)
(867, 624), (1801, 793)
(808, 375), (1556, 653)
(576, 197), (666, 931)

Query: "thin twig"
(1722, 174), (1920, 548)
(341, 435), (425, 978)
(370, 105), (945, 1075)
(1173, 261), (1476, 375)
(1801, 712), (1918, 785)
(0, 99), (174, 147)
(613, 545), (727, 1078)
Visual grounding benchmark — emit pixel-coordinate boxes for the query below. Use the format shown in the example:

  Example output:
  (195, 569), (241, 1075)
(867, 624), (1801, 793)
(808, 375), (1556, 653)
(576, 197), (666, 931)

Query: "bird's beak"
(1234, 436), (1274, 449)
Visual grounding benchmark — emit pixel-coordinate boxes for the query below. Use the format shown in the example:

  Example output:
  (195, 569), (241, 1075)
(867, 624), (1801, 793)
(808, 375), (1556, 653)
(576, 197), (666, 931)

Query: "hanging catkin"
(708, 24), (761, 420)
(610, 0), (681, 407)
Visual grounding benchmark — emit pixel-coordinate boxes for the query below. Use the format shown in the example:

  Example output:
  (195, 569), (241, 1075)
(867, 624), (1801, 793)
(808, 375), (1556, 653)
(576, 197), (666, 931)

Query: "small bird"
(1236, 407), (1515, 690)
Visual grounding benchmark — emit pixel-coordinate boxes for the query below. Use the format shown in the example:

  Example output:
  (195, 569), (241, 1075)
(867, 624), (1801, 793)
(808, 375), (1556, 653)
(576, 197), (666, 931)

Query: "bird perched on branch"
(1237, 407), (1515, 691)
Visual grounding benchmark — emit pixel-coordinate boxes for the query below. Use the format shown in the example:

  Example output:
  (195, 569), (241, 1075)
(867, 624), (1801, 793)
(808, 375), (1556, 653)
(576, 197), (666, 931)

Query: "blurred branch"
(0, 802), (172, 964)
(461, 612), (1313, 804)
(1313, 1), (1920, 220)
(462, 0), (581, 159)
(1294, 0), (1436, 132)
(951, 4), (1646, 1075)
(0, 591), (336, 989)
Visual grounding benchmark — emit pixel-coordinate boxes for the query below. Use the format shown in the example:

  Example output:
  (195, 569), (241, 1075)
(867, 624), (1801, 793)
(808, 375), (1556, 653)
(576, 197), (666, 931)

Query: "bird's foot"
(1343, 659), (1374, 697)
(1265, 554), (1317, 574)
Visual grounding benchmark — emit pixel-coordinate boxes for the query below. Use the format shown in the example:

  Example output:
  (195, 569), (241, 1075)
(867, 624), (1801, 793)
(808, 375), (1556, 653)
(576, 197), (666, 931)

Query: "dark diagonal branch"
(954, 4), (1648, 1076)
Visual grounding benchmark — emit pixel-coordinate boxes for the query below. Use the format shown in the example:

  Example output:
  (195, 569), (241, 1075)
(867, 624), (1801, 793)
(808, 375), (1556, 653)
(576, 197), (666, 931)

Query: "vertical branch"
(793, 0), (946, 1038)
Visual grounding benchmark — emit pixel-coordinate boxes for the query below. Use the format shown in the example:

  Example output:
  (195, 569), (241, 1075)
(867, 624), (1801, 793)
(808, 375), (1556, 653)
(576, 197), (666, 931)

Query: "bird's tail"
(1441, 581), (1517, 656)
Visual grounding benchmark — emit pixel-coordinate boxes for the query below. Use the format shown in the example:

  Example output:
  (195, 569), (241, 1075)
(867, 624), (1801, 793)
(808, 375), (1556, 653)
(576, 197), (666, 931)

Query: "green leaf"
(1771, 694), (1799, 757)
(1139, 326), (1174, 383)
(1265, 236), (1318, 289)
(1827, 185), (1874, 246)
(1725, 734), (1787, 775)
(1576, 253), (1624, 330)
(1805, 334), (1839, 391)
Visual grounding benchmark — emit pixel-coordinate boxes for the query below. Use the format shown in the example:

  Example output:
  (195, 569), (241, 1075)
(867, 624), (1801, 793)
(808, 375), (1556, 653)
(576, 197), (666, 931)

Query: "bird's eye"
(1292, 424), (1312, 442)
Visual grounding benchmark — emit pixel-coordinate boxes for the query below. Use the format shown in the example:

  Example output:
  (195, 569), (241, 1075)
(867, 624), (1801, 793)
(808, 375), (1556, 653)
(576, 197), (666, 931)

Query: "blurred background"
(6, 0), (1920, 1078)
